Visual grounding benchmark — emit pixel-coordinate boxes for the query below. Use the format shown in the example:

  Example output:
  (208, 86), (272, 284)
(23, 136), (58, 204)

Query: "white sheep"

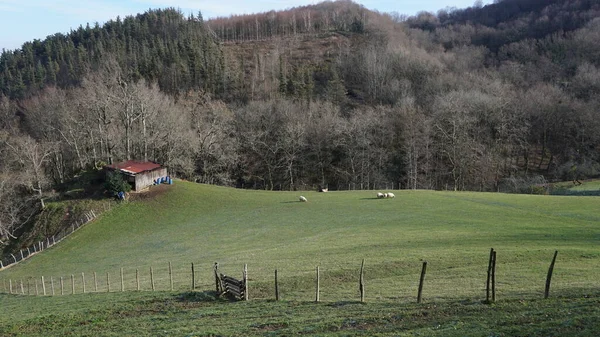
(387, 192), (395, 198)
(384, 193), (389, 198)
(377, 192), (384, 198)
(299, 196), (308, 202)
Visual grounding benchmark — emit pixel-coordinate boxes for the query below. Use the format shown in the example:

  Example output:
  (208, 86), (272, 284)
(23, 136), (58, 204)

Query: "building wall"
(133, 168), (168, 191)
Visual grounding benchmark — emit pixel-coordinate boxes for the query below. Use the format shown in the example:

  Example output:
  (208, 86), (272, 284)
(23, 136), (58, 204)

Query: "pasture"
(1, 181), (599, 335)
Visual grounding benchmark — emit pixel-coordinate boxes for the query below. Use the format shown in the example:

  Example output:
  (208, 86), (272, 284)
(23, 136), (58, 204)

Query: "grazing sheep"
(377, 192), (385, 198)
(384, 193), (389, 198)
(299, 196), (308, 202)
(387, 192), (395, 198)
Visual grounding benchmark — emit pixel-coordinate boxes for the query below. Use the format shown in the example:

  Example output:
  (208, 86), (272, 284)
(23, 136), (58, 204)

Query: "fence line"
(2, 250), (593, 306)
(0, 210), (98, 270)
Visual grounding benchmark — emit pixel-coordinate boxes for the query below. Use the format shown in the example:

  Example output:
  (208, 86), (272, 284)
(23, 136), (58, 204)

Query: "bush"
(104, 171), (131, 196)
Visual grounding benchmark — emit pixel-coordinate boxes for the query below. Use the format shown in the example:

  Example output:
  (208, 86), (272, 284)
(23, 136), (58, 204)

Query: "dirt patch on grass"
(129, 184), (171, 201)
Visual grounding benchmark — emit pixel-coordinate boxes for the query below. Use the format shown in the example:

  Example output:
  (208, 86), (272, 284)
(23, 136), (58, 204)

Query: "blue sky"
(0, 0), (491, 51)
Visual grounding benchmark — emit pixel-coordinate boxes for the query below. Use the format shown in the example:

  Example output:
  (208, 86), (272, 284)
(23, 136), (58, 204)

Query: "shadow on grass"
(360, 197), (383, 200)
(551, 190), (600, 196)
(327, 300), (366, 307)
(176, 290), (222, 303)
(280, 201), (304, 204)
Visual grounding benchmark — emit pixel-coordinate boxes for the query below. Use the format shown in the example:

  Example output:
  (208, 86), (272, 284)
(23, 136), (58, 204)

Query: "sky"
(0, 0), (492, 51)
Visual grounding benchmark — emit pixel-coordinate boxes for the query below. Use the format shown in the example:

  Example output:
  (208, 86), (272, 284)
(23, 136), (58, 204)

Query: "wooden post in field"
(417, 261), (427, 304)
(169, 262), (173, 291)
(50, 277), (55, 296)
(359, 259), (365, 303)
(60, 277), (64, 295)
(107, 272), (110, 292)
(136, 269), (140, 291)
(191, 263), (195, 290)
(71, 274), (75, 295)
(243, 264), (248, 301)
(486, 248), (494, 303)
(545, 250), (558, 299)
(315, 266), (320, 303)
(275, 269), (279, 301)
(213, 262), (225, 294)
(41, 276), (46, 295)
(9, 279), (12, 293)
(20, 280), (24, 295)
(35, 279), (38, 295)
(94, 272), (98, 292)
(214, 262), (220, 293)
(82, 273), (86, 293)
(120, 268), (124, 292)
(150, 267), (155, 291)
(491, 250), (497, 303)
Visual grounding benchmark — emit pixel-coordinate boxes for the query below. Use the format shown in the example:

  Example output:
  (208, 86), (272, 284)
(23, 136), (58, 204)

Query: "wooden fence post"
(35, 279), (38, 295)
(243, 264), (248, 301)
(20, 280), (24, 295)
(169, 262), (173, 291)
(94, 272), (98, 292)
(417, 261), (427, 304)
(71, 274), (75, 295)
(107, 272), (110, 293)
(315, 266), (320, 303)
(191, 263), (195, 290)
(9, 279), (12, 294)
(486, 248), (494, 303)
(82, 273), (86, 293)
(214, 262), (220, 293)
(545, 250), (558, 299)
(60, 276), (64, 295)
(150, 267), (155, 291)
(121, 268), (124, 292)
(275, 269), (279, 301)
(41, 276), (46, 295)
(491, 250), (497, 303)
(136, 269), (140, 291)
(359, 259), (365, 303)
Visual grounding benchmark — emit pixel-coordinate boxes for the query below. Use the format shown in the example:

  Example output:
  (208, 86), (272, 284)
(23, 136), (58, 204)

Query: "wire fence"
(2, 251), (598, 304)
(0, 209), (103, 270)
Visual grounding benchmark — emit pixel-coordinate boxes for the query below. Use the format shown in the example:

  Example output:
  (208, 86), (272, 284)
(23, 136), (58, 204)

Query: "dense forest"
(1, 0), (600, 245)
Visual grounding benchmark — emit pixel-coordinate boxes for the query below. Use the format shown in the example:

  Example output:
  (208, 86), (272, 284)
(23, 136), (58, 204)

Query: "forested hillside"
(1, 0), (599, 247)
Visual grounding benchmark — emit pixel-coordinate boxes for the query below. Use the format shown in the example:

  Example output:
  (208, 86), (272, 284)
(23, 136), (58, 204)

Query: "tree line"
(1, 0), (600, 244)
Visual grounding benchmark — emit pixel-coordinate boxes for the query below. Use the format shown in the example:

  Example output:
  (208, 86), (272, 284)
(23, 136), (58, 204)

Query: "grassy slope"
(1, 290), (599, 336)
(1, 181), (599, 335)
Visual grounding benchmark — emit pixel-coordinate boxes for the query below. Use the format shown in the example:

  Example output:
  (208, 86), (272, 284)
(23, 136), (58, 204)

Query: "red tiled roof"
(107, 161), (162, 174)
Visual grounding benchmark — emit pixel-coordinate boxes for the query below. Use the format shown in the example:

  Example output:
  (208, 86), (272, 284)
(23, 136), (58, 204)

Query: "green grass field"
(1, 181), (599, 336)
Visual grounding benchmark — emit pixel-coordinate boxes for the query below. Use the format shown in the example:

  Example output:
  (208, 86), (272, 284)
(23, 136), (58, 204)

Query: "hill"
(2, 182), (599, 297)
(1, 182), (599, 335)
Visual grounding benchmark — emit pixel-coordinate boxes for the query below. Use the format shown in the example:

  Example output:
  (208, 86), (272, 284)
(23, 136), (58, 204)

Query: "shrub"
(104, 171), (131, 196)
